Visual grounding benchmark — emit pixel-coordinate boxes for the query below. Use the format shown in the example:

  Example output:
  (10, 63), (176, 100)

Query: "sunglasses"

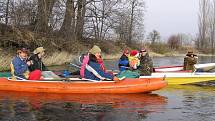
(140, 51), (146, 52)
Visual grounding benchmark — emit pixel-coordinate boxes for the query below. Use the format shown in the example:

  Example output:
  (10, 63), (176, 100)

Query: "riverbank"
(0, 51), (74, 71)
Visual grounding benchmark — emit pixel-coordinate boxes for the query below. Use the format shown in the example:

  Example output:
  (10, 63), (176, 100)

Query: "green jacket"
(137, 53), (153, 76)
(183, 56), (197, 72)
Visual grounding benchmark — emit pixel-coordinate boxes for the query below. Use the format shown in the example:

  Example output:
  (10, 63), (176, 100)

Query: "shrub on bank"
(150, 42), (172, 54)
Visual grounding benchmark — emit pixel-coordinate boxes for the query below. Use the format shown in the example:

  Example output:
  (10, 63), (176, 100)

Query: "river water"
(1, 56), (215, 121)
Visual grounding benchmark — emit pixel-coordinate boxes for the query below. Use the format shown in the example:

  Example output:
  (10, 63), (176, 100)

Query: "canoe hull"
(154, 66), (184, 72)
(154, 63), (215, 73)
(0, 78), (166, 94)
(146, 73), (215, 85)
(194, 63), (215, 71)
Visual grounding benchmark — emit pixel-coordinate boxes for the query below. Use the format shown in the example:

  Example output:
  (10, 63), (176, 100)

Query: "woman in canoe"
(28, 47), (47, 80)
(10, 48), (31, 79)
(84, 45), (119, 82)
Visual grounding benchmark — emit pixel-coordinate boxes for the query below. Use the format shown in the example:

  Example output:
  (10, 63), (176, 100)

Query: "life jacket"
(128, 56), (140, 69)
(10, 62), (29, 80)
(80, 54), (89, 78)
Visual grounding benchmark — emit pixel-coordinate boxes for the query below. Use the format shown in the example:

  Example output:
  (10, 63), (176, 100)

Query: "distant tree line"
(0, 0), (145, 45)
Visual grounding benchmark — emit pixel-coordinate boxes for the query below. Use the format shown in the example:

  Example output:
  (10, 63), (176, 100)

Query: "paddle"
(69, 63), (81, 69)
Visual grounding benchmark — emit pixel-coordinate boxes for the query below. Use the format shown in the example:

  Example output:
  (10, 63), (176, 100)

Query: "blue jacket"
(12, 56), (28, 79)
(84, 61), (114, 81)
(118, 54), (129, 72)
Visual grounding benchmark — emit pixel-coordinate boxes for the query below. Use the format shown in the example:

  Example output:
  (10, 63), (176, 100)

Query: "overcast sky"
(144, 0), (199, 39)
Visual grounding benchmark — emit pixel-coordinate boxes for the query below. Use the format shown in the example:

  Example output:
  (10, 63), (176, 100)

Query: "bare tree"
(198, 0), (210, 49)
(168, 34), (182, 49)
(59, 0), (75, 39)
(35, 0), (57, 32)
(208, 0), (215, 53)
(75, 0), (86, 40)
(147, 30), (160, 44)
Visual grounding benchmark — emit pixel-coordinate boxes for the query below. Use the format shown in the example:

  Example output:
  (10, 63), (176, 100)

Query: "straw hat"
(33, 47), (45, 54)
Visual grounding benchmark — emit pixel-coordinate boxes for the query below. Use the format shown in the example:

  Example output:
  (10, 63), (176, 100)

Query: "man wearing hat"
(28, 47), (47, 80)
(137, 48), (153, 76)
(183, 51), (198, 72)
(11, 48), (31, 79)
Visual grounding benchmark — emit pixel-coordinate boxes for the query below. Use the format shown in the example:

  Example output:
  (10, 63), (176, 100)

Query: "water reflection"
(0, 91), (167, 121)
(149, 85), (215, 121)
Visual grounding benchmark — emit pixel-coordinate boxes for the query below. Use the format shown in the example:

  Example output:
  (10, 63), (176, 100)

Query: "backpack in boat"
(116, 70), (140, 78)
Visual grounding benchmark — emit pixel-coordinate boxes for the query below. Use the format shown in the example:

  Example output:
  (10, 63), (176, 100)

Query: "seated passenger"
(28, 47), (47, 80)
(137, 48), (153, 76)
(84, 45), (119, 82)
(128, 50), (140, 70)
(118, 49), (130, 72)
(11, 48), (31, 79)
(115, 50), (141, 78)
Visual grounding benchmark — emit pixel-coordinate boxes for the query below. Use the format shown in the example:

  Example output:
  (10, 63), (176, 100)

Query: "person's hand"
(26, 61), (32, 66)
(113, 76), (120, 82)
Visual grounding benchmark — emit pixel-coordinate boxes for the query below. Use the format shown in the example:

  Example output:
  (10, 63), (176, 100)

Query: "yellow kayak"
(141, 72), (215, 85)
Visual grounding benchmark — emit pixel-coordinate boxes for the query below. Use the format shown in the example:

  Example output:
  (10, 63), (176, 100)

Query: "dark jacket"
(11, 56), (29, 79)
(28, 54), (47, 72)
(84, 61), (114, 81)
(118, 54), (130, 72)
(183, 55), (197, 72)
(137, 53), (153, 76)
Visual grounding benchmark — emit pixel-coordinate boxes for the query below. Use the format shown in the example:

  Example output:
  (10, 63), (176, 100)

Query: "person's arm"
(41, 62), (48, 71)
(119, 59), (129, 66)
(186, 56), (197, 65)
(88, 62), (114, 80)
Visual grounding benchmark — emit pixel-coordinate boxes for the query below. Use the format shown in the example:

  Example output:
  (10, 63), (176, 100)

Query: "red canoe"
(0, 77), (167, 94)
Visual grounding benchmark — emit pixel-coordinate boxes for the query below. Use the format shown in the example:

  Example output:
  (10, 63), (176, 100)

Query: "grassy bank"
(0, 51), (75, 71)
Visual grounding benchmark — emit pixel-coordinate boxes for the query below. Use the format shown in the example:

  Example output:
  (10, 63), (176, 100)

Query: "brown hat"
(33, 47), (45, 54)
(89, 45), (101, 55)
(186, 50), (197, 56)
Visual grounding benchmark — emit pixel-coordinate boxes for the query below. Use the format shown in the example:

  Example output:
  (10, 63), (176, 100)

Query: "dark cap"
(140, 48), (146, 52)
(17, 48), (29, 54)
